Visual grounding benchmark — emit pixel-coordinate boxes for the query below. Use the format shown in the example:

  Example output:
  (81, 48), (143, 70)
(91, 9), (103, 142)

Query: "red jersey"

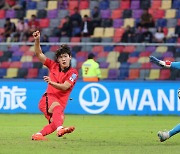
(44, 58), (78, 107)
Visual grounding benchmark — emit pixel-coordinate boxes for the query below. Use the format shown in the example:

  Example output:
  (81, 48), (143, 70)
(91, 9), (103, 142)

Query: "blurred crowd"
(1, 0), (180, 44)
(121, 9), (179, 43)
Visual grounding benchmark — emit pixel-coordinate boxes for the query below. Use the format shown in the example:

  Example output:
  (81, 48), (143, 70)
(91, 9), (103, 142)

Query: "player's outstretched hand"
(149, 56), (171, 68)
(32, 31), (40, 40)
(43, 76), (52, 84)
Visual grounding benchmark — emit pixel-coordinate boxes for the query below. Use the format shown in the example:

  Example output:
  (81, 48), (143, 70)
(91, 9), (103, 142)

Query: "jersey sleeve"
(171, 62), (180, 69)
(66, 70), (78, 86)
(44, 58), (55, 69)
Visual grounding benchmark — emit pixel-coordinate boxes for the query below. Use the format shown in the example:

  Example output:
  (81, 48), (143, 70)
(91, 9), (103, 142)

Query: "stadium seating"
(4, 68), (18, 78)
(0, 68), (6, 78)
(26, 68), (38, 78)
(0, 0), (179, 80)
(79, 1), (89, 10)
(0, 10), (5, 19)
(80, 9), (90, 17)
(159, 69), (171, 80)
(37, 68), (48, 79)
(151, 0), (161, 9)
(92, 27), (104, 38)
(100, 68), (109, 79)
(111, 10), (122, 19)
(127, 69), (140, 80)
(26, 10), (37, 19)
(161, 0), (172, 9)
(147, 69), (160, 80)
(47, 1), (58, 10)
(139, 69), (150, 80)
(108, 69), (119, 80)
(17, 68), (28, 78)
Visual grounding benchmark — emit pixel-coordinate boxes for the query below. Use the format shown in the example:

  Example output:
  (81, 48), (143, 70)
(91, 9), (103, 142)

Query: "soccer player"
(31, 31), (78, 140)
(81, 53), (101, 82)
(150, 56), (180, 142)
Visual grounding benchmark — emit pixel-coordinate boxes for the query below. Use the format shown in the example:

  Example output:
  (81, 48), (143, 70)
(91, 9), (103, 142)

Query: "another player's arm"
(33, 31), (47, 64)
(171, 62), (180, 69)
(150, 56), (180, 69)
(43, 76), (71, 91)
(149, 56), (171, 68)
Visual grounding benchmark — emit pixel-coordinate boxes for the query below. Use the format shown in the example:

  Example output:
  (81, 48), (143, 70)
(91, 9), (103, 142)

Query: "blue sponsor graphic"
(68, 81), (180, 115)
(0, 80), (46, 113)
(0, 80), (180, 115)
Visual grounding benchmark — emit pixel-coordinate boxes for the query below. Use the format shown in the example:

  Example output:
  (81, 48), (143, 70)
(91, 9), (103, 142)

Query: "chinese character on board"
(0, 86), (27, 110)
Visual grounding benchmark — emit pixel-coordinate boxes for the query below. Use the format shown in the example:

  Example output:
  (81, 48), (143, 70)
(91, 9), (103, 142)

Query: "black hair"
(88, 53), (95, 59)
(19, 17), (24, 21)
(31, 14), (36, 18)
(55, 44), (71, 62)
(6, 18), (10, 21)
(84, 15), (88, 18)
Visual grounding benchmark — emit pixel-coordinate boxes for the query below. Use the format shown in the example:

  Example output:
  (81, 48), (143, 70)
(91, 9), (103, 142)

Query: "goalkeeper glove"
(149, 56), (171, 68)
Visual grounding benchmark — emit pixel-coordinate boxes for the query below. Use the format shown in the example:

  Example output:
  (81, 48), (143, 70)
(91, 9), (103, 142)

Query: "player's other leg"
(32, 98), (56, 141)
(157, 131), (170, 142)
(32, 117), (56, 141)
(32, 133), (48, 141)
(54, 110), (75, 137)
(47, 102), (75, 137)
(158, 89), (180, 142)
(158, 123), (180, 142)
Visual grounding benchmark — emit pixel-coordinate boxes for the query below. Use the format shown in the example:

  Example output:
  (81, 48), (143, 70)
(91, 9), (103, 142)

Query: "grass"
(0, 114), (180, 154)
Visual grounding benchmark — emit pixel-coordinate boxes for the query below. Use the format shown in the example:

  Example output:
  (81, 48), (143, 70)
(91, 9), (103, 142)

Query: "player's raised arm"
(149, 56), (171, 68)
(33, 31), (47, 64)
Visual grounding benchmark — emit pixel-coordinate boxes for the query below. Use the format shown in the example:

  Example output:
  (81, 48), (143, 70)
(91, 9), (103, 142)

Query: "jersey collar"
(59, 64), (71, 73)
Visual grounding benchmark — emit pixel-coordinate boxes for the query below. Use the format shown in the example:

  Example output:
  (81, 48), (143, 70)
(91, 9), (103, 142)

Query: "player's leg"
(49, 102), (64, 128)
(56, 116), (75, 137)
(32, 121), (56, 141)
(31, 106), (60, 140)
(158, 89), (180, 142)
(32, 97), (54, 140)
(169, 124), (180, 137)
(158, 124), (180, 142)
(165, 90), (180, 139)
(39, 122), (56, 136)
(32, 98), (75, 140)
(48, 102), (75, 137)
(157, 131), (170, 142)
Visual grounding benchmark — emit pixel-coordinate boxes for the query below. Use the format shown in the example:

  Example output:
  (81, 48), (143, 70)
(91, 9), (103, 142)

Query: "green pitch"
(0, 114), (180, 154)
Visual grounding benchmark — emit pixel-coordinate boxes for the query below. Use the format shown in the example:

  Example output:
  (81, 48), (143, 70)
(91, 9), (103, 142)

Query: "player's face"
(58, 53), (71, 69)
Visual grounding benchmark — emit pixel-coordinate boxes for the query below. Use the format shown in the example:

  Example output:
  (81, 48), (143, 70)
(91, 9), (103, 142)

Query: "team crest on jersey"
(69, 73), (77, 82)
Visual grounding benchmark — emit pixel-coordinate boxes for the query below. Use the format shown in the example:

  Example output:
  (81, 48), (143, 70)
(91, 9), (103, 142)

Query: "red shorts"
(38, 94), (65, 121)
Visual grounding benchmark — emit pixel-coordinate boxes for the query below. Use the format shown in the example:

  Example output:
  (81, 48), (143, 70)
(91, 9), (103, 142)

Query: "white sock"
(57, 126), (63, 131)
(36, 132), (42, 135)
